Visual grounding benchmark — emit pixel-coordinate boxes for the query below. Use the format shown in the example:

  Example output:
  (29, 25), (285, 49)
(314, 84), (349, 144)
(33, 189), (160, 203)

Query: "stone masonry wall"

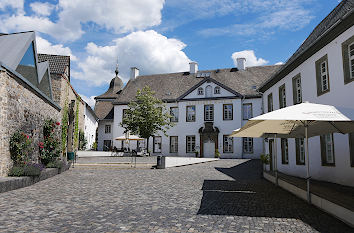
(0, 70), (60, 176)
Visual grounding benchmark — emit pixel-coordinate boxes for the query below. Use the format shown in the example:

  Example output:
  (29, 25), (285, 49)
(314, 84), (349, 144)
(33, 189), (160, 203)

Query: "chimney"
(236, 58), (246, 70)
(189, 61), (198, 74)
(130, 67), (139, 80)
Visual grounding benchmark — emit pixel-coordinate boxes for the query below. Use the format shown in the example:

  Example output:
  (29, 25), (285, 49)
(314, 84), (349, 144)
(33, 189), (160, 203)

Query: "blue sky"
(0, 0), (341, 107)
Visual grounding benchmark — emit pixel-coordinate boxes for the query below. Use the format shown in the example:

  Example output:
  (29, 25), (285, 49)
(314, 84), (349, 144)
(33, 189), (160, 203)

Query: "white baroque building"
(258, 0), (354, 187)
(95, 61), (280, 158)
(84, 102), (98, 150)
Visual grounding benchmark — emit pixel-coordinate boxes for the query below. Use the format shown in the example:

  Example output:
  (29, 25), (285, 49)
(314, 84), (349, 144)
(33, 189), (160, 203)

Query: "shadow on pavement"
(197, 160), (353, 233)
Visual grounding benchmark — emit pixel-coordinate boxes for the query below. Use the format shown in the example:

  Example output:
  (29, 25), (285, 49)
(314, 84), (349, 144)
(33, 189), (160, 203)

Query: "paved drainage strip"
(0, 163), (71, 194)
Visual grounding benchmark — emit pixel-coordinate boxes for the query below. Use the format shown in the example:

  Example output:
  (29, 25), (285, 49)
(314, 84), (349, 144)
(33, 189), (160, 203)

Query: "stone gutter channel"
(0, 162), (71, 194)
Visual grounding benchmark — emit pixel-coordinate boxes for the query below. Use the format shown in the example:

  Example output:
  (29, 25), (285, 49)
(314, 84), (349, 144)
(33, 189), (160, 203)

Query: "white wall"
(97, 119), (113, 151)
(262, 25), (354, 186)
(84, 106), (98, 150)
(113, 96), (263, 159)
(183, 81), (235, 99)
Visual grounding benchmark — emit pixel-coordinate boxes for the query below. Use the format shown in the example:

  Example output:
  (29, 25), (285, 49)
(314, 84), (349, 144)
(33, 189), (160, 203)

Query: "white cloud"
(0, 0), (165, 42)
(275, 62), (284, 65)
(72, 30), (190, 86)
(231, 50), (268, 67)
(36, 36), (77, 61)
(30, 2), (55, 16)
(0, 0), (24, 14)
(80, 94), (96, 109)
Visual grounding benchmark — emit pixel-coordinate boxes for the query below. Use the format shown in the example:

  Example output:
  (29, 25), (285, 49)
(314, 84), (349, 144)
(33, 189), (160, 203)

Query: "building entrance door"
(203, 139), (215, 158)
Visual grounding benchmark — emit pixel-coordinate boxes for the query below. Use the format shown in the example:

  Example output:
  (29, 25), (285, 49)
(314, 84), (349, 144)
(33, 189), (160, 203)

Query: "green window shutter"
(320, 135), (326, 166)
(342, 35), (354, 84)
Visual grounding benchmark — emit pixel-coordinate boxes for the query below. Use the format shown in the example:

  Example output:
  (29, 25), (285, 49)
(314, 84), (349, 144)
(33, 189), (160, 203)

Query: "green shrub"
(215, 149), (220, 158)
(260, 154), (270, 164)
(9, 131), (32, 165)
(39, 119), (61, 165)
(8, 166), (25, 176)
(46, 160), (65, 169)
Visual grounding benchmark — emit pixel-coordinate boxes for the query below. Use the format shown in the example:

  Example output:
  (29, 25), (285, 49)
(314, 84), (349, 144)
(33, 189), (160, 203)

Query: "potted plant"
(215, 149), (220, 158)
(260, 154), (270, 171)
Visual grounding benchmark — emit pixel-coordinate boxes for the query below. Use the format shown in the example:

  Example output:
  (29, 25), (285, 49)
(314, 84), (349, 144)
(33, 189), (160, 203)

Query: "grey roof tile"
(38, 54), (70, 75)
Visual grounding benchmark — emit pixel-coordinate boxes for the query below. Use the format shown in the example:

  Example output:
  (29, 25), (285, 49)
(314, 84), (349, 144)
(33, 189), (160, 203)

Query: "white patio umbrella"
(230, 102), (354, 203)
(115, 135), (144, 141)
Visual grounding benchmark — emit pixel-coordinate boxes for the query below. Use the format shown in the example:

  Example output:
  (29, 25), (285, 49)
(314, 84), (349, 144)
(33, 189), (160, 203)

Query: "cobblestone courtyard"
(0, 159), (352, 232)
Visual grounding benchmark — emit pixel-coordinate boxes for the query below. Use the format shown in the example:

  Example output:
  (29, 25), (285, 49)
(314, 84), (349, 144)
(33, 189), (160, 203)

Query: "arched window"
(214, 86), (220, 94)
(205, 85), (212, 97)
(197, 87), (204, 95)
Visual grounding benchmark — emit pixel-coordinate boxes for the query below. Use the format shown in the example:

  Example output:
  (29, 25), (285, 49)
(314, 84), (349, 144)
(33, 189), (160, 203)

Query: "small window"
(296, 138), (305, 165)
(315, 54), (330, 96)
(214, 86), (220, 94)
(205, 85), (212, 97)
(186, 135), (196, 153)
(267, 93), (273, 112)
(320, 134), (335, 166)
(170, 136), (178, 153)
(292, 74), (302, 104)
(223, 104), (233, 120)
(223, 136), (233, 153)
(341, 35), (354, 84)
(105, 125), (111, 134)
(197, 87), (204, 95)
(170, 107), (179, 122)
(204, 104), (214, 121)
(243, 137), (253, 153)
(122, 109), (128, 121)
(281, 139), (289, 164)
(279, 84), (286, 108)
(186, 106), (196, 122)
(242, 103), (252, 120)
(153, 136), (162, 153)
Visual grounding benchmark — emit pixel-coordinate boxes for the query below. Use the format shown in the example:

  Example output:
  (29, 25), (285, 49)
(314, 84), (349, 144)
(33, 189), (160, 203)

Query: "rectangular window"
(186, 136), (196, 153)
(243, 137), (253, 153)
(103, 140), (112, 151)
(342, 35), (354, 84)
(320, 134), (335, 166)
(170, 107), (179, 122)
(122, 109), (127, 121)
(267, 93), (273, 112)
(315, 54), (330, 96)
(153, 136), (162, 153)
(278, 84), (286, 109)
(296, 138), (305, 165)
(186, 106), (196, 122)
(281, 139), (289, 164)
(242, 103), (252, 120)
(170, 136), (178, 153)
(223, 135), (233, 153)
(223, 104), (233, 120)
(292, 74), (302, 104)
(349, 133), (354, 167)
(204, 104), (214, 121)
(105, 125), (111, 134)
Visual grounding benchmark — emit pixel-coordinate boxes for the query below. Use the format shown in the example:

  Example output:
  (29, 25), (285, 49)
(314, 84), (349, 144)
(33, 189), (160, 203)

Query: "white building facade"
(84, 103), (98, 150)
(108, 63), (279, 158)
(259, 1), (354, 187)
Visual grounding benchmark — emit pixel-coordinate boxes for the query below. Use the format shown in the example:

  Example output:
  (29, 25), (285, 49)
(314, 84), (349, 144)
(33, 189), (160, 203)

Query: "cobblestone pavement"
(0, 159), (352, 232)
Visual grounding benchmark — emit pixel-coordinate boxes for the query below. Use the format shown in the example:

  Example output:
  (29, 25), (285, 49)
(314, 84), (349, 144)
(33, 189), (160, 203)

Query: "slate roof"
(95, 76), (123, 99)
(259, 0), (354, 91)
(38, 54), (70, 76)
(114, 65), (281, 104)
(94, 101), (114, 120)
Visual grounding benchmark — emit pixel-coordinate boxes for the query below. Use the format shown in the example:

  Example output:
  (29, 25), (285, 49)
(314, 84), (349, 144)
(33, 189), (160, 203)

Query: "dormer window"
(197, 87), (204, 95)
(205, 85), (212, 97)
(15, 42), (38, 86)
(214, 86), (220, 94)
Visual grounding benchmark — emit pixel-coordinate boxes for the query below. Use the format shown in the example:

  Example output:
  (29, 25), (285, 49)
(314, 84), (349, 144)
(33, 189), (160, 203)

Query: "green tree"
(120, 86), (173, 151)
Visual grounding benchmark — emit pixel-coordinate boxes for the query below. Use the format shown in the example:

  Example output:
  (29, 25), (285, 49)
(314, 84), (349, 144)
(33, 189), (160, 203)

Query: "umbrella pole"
(274, 134), (278, 186)
(305, 123), (311, 204)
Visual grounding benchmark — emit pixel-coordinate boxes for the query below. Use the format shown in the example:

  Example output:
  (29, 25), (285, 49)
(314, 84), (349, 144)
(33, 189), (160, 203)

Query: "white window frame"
(204, 104), (214, 121)
(349, 42), (354, 79)
(294, 76), (302, 104)
(197, 87), (204, 95)
(186, 135), (196, 153)
(281, 138), (289, 163)
(214, 86), (220, 94)
(279, 85), (286, 108)
(223, 104), (233, 120)
(105, 125), (111, 134)
(242, 103), (252, 120)
(186, 106), (196, 122)
(170, 107), (179, 122)
(320, 60), (329, 92)
(243, 137), (253, 153)
(324, 134), (334, 164)
(170, 136), (178, 153)
(153, 136), (162, 153)
(299, 138), (305, 164)
(223, 136), (233, 153)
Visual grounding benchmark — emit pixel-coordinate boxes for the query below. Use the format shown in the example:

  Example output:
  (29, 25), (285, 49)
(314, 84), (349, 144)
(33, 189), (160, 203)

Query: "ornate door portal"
(199, 122), (219, 158)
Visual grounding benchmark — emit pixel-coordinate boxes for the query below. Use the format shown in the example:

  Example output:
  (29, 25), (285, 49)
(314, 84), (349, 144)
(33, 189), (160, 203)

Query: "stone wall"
(0, 70), (61, 176)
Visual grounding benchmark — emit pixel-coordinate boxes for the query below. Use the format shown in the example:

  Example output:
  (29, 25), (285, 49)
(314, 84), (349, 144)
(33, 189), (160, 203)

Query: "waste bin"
(67, 152), (75, 161)
(156, 155), (163, 169)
